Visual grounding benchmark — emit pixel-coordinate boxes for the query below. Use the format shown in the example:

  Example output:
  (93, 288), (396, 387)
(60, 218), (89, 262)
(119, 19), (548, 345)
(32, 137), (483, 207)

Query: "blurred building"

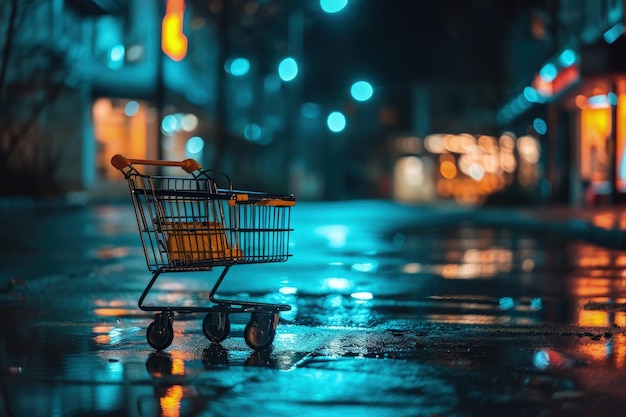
(0, 0), (296, 197)
(1, 0), (591, 203)
(497, 0), (626, 207)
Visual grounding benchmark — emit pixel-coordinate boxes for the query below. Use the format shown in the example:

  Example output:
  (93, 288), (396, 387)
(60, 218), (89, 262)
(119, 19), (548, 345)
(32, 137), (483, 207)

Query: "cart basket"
(111, 154), (295, 272)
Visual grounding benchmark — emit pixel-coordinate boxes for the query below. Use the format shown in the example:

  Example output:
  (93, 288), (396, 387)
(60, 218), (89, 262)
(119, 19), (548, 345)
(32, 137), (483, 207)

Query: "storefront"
(499, 44), (626, 206)
(550, 37), (626, 206)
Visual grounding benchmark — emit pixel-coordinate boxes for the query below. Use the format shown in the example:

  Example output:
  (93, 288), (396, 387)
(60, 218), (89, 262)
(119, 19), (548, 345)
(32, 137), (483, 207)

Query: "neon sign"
(162, 0), (188, 61)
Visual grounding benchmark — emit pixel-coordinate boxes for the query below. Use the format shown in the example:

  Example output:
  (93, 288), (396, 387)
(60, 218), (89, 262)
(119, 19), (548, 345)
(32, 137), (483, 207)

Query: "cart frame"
(111, 154), (295, 351)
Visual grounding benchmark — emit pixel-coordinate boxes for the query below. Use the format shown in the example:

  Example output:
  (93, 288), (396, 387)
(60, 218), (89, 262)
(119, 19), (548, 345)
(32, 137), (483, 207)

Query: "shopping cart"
(111, 154), (295, 351)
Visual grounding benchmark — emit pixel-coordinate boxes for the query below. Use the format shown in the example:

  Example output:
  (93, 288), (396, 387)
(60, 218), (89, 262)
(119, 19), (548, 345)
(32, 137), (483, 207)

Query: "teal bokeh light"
(327, 111), (346, 133)
(350, 81), (373, 101)
(278, 57), (298, 82)
(539, 63), (557, 83)
(229, 57), (250, 77)
(186, 136), (204, 154)
(321, 0), (348, 13)
(533, 118), (547, 135)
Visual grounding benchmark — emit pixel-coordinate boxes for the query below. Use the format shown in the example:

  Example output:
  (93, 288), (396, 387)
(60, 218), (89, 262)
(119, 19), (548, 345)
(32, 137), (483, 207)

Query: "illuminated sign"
(532, 64), (580, 99)
(162, 0), (188, 61)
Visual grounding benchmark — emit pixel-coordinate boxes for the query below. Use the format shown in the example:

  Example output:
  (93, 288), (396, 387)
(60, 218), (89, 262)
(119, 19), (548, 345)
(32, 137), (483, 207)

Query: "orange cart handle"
(111, 154), (202, 174)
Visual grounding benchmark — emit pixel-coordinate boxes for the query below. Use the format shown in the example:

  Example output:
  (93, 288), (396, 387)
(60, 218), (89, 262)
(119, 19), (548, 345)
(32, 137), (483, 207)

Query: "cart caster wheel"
(147, 321), (174, 351)
(244, 313), (278, 351)
(202, 312), (230, 343)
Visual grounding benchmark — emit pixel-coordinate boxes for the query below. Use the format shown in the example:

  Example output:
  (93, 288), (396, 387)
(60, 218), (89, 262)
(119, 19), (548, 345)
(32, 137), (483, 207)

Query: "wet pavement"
(2, 200), (626, 416)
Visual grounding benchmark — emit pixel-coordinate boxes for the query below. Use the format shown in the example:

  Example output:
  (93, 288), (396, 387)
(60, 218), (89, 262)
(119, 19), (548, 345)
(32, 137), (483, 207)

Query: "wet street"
(2, 200), (626, 416)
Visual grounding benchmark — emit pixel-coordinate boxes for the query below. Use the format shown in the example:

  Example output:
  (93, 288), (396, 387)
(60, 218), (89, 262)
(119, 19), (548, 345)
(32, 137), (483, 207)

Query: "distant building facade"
(498, 0), (626, 206)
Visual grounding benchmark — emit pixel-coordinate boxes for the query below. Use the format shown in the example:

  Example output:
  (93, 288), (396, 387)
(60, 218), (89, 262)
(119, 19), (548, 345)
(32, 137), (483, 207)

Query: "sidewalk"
(518, 205), (626, 251)
(1, 190), (625, 251)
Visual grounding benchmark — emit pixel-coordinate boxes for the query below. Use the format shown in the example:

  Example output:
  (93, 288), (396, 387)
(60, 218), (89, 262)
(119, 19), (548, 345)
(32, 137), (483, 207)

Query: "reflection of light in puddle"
(433, 247), (516, 279)
(533, 348), (577, 370)
(403, 263), (422, 274)
(279, 286), (298, 295)
(93, 325), (141, 345)
(530, 298), (542, 310)
(351, 292), (373, 301)
(325, 294), (344, 308)
(94, 308), (133, 317)
(314, 225), (349, 248)
(426, 314), (537, 326)
(352, 262), (378, 273)
(499, 297), (515, 310)
(95, 299), (125, 307)
(161, 385), (183, 417)
(94, 247), (128, 260)
(108, 360), (123, 379)
(324, 277), (350, 291)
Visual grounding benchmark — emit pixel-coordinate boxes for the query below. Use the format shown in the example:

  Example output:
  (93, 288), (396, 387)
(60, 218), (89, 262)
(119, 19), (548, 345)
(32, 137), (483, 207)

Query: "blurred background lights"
(403, 156), (424, 186)
(185, 136), (204, 154)
(533, 118), (547, 135)
(278, 57), (298, 81)
(229, 57), (250, 76)
(109, 45), (125, 69)
(517, 135), (541, 164)
(539, 63), (557, 83)
(124, 101), (139, 117)
(523, 86), (538, 103)
(588, 94), (610, 108)
(350, 81), (374, 101)
(468, 163), (485, 181)
(320, 0), (348, 13)
(244, 123), (262, 141)
(181, 113), (198, 131)
(604, 22), (624, 44)
(161, 114), (180, 134)
(301, 102), (321, 119)
(126, 44), (144, 62)
(264, 74), (281, 92)
(558, 48), (576, 67)
(327, 111), (346, 133)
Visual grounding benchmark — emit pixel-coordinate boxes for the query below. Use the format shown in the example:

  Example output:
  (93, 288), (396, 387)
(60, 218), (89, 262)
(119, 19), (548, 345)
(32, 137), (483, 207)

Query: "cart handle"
(111, 154), (201, 174)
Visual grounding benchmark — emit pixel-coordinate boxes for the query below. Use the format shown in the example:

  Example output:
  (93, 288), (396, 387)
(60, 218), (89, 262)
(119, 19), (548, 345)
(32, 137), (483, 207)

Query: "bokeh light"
(327, 111), (346, 133)
(320, 0), (348, 13)
(350, 81), (373, 101)
(185, 136), (204, 154)
(229, 57), (250, 76)
(124, 101), (139, 117)
(278, 57), (298, 81)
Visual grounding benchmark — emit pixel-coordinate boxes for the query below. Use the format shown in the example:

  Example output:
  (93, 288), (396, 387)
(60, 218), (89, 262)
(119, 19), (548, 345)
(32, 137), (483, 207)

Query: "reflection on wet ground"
(3, 203), (626, 415)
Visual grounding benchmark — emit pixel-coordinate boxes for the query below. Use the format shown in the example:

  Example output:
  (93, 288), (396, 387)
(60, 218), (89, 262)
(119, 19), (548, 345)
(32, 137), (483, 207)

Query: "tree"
(0, 0), (68, 196)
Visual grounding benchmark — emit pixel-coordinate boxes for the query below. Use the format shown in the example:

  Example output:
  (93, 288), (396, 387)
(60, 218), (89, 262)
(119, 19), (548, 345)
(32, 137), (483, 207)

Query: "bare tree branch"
(0, 0), (18, 112)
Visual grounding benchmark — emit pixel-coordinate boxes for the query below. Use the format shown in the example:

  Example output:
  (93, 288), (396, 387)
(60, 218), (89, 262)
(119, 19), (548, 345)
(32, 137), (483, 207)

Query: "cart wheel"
(243, 313), (279, 351)
(202, 312), (231, 342)
(147, 321), (174, 351)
